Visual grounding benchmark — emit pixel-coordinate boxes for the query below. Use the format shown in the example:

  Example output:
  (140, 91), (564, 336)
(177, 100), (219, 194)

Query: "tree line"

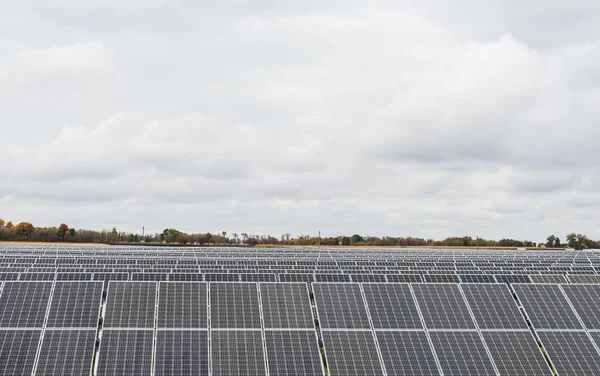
(0, 219), (598, 249)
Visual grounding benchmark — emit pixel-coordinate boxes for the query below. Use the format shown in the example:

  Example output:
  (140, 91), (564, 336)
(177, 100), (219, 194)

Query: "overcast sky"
(1, 1), (599, 240)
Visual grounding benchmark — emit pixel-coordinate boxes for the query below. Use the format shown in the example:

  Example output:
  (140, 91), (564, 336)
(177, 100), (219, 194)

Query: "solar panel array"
(1, 244), (600, 375)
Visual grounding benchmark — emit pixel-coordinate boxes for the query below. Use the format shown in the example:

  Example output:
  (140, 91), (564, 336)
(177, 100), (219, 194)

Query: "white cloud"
(1, 1), (599, 240)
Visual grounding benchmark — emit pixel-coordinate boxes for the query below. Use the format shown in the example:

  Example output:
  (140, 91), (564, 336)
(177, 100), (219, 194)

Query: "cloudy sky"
(1, 1), (599, 240)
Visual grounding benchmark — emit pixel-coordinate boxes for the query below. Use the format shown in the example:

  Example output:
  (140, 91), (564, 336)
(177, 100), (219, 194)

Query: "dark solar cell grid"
(46, 281), (103, 328)
(265, 330), (324, 376)
(313, 283), (370, 329)
(157, 282), (207, 328)
(210, 283), (261, 329)
(154, 330), (209, 376)
(261, 283), (314, 329)
(36, 329), (97, 376)
(321, 330), (384, 376)
(362, 283), (422, 329)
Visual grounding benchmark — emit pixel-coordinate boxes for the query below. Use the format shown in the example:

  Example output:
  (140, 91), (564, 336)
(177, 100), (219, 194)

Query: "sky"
(1, 1), (599, 241)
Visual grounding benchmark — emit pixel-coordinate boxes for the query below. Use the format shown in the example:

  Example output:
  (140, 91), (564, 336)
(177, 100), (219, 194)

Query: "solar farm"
(1, 245), (600, 375)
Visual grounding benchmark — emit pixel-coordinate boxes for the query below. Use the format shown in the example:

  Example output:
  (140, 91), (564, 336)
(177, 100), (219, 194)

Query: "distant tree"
(6, 221), (13, 229)
(13, 222), (35, 239)
(108, 227), (119, 243)
(566, 233), (586, 249)
(284, 233), (291, 242)
(57, 223), (69, 240)
(546, 235), (556, 248)
(69, 228), (76, 237)
(205, 232), (213, 243)
(341, 236), (350, 246)
(351, 234), (364, 244)
(0, 219), (5, 228)
(554, 237), (561, 247)
(232, 233), (239, 244)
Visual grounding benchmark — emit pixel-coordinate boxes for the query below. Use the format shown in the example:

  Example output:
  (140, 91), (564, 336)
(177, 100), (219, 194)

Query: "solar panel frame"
(0, 329), (41, 376)
(260, 282), (314, 329)
(264, 330), (325, 376)
(560, 284), (600, 330)
(312, 283), (371, 329)
(460, 283), (528, 329)
(210, 330), (267, 376)
(362, 283), (423, 329)
(376, 330), (440, 376)
(46, 281), (103, 328)
(96, 329), (155, 376)
(154, 330), (209, 376)
(103, 281), (157, 329)
(209, 282), (262, 329)
(428, 330), (496, 376)
(35, 329), (97, 376)
(321, 330), (384, 376)
(0, 281), (53, 328)
(411, 283), (476, 330)
(157, 282), (208, 329)
(481, 330), (552, 375)
(513, 283), (582, 330)
(537, 331), (600, 376)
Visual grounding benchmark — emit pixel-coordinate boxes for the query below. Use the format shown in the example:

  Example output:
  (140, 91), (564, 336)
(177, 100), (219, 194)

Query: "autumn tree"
(13, 222), (35, 240)
(0, 219), (5, 228)
(57, 223), (69, 240)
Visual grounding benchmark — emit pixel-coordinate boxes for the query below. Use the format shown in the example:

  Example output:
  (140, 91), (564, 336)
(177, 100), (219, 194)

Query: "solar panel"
(265, 330), (324, 376)
(567, 275), (600, 284)
(157, 282), (207, 328)
(459, 274), (496, 283)
(350, 274), (387, 283)
(412, 284), (475, 329)
(279, 273), (314, 283)
(461, 283), (527, 329)
(362, 283), (422, 329)
(314, 274), (350, 283)
(19, 273), (55, 281)
(168, 273), (203, 281)
(0, 273), (19, 281)
(495, 275), (532, 284)
(154, 330), (208, 376)
(46, 281), (103, 328)
(482, 331), (551, 375)
(376, 330), (440, 375)
(35, 329), (97, 376)
(561, 284), (600, 329)
(513, 284), (582, 330)
(96, 330), (154, 376)
(204, 273), (239, 282)
(210, 330), (266, 376)
(260, 283), (314, 329)
(0, 281), (52, 327)
(429, 331), (496, 376)
(538, 331), (600, 376)
(0, 329), (41, 376)
(210, 283), (261, 329)
(132, 272), (167, 281)
(424, 274), (460, 283)
(55, 273), (93, 281)
(312, 283), (370, 329)
(386, 274), (423, 283)
(92, 272), (129, 282)
(241, 273), (276, 282)
(104, 282), (157, 328)
(321, 330), (384, 376)
(529, 274), (568, 284)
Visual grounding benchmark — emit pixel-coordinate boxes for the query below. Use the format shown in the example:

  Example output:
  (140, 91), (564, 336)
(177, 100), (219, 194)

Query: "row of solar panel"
(2, 280), (600, 375)
(2, 281), (600, 330)
(2, 271), (600, 284)
(0, 282), (600, 375)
